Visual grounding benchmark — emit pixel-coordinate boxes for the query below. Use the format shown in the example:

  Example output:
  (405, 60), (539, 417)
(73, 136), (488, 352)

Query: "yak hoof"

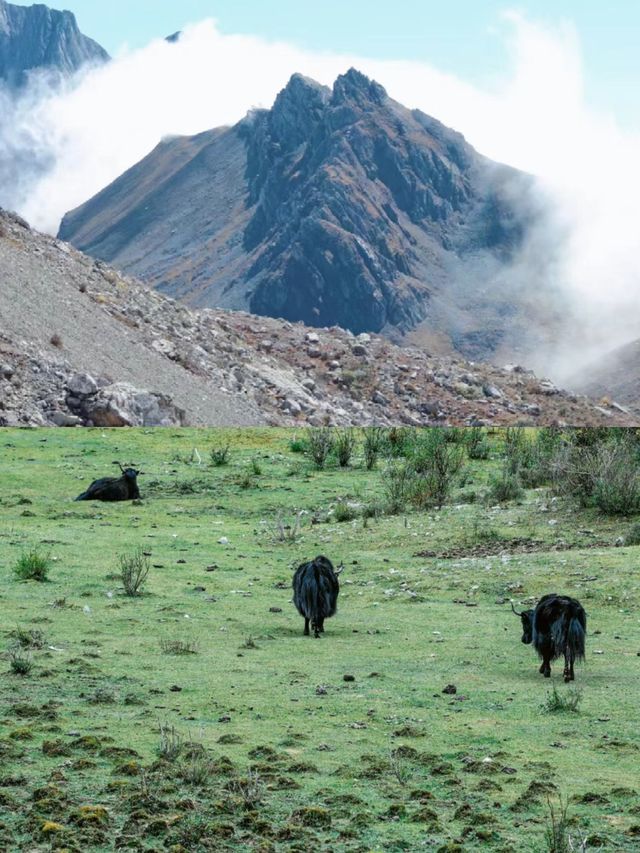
(544, 670), (551, 678)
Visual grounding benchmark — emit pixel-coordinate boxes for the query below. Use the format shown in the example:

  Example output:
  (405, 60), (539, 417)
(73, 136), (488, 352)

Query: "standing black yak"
(512, 594), (587, 682)
(292, 556), (344, 638)
(75, 463), (142, 502)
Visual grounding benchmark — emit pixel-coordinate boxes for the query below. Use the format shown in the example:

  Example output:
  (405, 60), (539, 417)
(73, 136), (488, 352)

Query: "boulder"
(81, 383), (185, 427)
(51, 410), (83, 427)
(67, 372), (97, 397)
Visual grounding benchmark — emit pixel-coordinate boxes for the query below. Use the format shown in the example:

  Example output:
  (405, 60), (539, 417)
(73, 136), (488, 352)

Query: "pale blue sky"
(11, 0), (640, 126)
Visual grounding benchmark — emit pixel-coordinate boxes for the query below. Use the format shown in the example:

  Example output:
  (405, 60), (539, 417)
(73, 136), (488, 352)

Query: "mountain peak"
(332, 67), (387, 106)
(268, 72), (330, 149)
(0, 0), (109, 88)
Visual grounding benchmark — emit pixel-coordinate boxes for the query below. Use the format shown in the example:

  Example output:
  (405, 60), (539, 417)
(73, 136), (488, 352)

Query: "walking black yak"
(292, 556), (344, 638)
(75, 463), (142, 502)
(512, 594), (586, 682)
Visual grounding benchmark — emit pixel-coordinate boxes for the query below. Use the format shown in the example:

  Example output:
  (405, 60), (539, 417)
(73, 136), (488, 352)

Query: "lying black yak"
(512, 594), (586, 682)
(292, 556), (343, 638)
(75, 463), (142, 502)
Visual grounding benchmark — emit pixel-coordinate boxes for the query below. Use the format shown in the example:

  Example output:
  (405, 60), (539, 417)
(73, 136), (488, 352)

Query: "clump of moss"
(70, 804), (110, 826)
(42, 739), (71, 757)
(40, 820), (67, 836)
(291, 806), (332, 828)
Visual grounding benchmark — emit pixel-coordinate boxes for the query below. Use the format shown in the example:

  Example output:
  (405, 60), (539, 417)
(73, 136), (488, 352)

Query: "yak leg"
(304, 618), (310, 636)
(318, 619), (325, 634)
(539, 655), (551, 677)
(564, 647), (575, 682)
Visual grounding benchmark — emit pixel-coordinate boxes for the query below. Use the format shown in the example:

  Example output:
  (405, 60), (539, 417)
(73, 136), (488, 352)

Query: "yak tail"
(568, 616), (586, 663)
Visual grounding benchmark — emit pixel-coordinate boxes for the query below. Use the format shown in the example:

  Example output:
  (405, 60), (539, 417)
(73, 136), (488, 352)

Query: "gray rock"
(483, 384), (503, 399)
(81, 383), (185, 427)
(51, 410), (83, 427)
(0, 363), (14, 379)
(372, 390), (389, 406)
(352, 344), (367, 357)
(67, 372), (97, 397)
(281, 398), (302, 415)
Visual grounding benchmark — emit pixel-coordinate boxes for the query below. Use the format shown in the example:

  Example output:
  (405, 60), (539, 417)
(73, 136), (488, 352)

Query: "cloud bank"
(1, 13), (639, 379)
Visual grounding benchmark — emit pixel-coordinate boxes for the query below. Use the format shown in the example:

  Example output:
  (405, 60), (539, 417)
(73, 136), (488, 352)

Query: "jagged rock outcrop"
(1, 206), (636, 427)
(0, 0), (108, 88)
(59, 69), (544, 361)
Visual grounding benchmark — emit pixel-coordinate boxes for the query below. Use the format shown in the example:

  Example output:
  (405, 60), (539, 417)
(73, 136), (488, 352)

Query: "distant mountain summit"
(60, 69), (544, 359)
(0, 0), (108, 87)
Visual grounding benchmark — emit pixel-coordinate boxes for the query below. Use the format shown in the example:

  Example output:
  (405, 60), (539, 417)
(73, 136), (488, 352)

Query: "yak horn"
(335, 562), (345, 576)
(510, 601), (523, 617)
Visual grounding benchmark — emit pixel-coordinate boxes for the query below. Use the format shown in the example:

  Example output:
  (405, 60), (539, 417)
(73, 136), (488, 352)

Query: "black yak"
(292, 556), (343, 638)
(75, 463), (142, 502)
(512, 594), (586, 682)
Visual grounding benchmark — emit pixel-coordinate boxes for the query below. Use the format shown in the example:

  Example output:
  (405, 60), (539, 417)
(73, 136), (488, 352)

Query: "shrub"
(160, 639), (198, 656)
(270, 511), (304, 543)
(180, 754), (216, 786)
(158, 723), (183, 761)
(119, 548), (150, 596)
(551, 434), (640, 515)
(13, 548), (52, 582)
(592, 440), (640, 515)
(238, 472), (256, 490)
(544, 795), (571, 853)
(306, 427), (334, 469)
(334, 429), (356, 467)
(488, 470), (524, 504)
(363, 427), (385, 470)
(382, 462), (413, 514)
(466, 427), (491, 460)
(227, 771), (264, 809)
(542, 684), (582, 714)
(362, 500), (384, 521)
(625, 522), (640, 546)
(250, 458), (262, 476)
(9, 648), (33, 676)
(10, 627), (46, 649)
(409, 431), (464, 509)
(385, 427), (416, 458)
(50, 333), (63, 349)
(334, 501), (358, 523)
(210, 442), (231, 466)
(289, 436), (307, 454)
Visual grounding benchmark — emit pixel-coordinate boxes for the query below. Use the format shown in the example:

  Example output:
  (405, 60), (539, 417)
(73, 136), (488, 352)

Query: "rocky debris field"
(0, 208), (636, 427)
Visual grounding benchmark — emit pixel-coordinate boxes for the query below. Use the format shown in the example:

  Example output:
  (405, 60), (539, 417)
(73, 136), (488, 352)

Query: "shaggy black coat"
(292, 556), (342, 638)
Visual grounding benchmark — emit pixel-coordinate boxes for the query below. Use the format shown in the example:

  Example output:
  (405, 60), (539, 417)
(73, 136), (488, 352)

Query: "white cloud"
(1, 13), (639, 377)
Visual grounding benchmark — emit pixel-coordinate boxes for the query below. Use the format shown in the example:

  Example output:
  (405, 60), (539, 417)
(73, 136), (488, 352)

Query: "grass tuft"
(13, 548), (52, 582)
(119, 548), (150, 596)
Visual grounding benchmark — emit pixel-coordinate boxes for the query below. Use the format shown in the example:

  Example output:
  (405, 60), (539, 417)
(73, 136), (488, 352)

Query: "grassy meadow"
(0, 427), (639, 852)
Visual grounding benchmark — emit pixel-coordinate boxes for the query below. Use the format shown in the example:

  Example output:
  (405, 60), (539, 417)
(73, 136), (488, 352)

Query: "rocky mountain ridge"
(0, 0), (108, 88)
(59, 69), (551, 363)
(1, 207), (636, 427)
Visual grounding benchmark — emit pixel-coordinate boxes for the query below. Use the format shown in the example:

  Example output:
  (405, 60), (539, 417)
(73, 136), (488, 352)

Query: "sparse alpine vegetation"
(0, 426), (638, 851)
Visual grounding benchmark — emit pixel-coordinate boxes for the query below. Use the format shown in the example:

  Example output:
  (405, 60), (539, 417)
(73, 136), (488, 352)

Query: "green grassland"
(0, 428), (639, 852)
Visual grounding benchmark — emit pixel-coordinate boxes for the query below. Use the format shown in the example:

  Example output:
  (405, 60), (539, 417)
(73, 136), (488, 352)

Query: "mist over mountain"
(0, 0), (108, 88)
(59, 69), (554, 363)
